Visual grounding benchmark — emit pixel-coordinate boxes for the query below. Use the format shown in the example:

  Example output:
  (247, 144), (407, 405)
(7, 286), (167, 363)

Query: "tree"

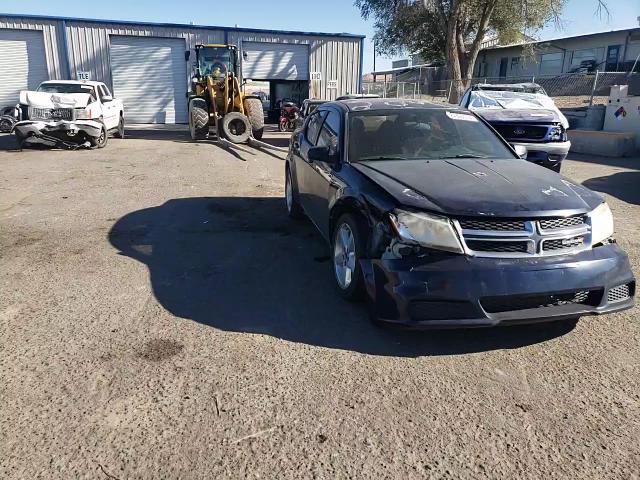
(356, 0), (609, 102)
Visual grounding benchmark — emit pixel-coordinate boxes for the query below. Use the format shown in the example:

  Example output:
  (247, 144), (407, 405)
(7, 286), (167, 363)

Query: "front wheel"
(279, 119), (287, 133)
(332, 214), (366, 300)
(90, 123), (108, 149)
(189, 98), (209, 140)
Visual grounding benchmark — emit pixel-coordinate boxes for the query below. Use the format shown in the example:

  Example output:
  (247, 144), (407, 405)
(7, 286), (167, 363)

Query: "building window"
(570, 48), (605, 70)
(539, 52), (563, 75)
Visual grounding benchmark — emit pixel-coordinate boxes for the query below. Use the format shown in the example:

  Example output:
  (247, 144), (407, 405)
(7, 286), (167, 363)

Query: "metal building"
(0, 14), (364, 124)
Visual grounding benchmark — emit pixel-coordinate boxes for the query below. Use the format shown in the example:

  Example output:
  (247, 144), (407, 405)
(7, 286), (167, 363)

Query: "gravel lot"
(1, 127), (639, 479)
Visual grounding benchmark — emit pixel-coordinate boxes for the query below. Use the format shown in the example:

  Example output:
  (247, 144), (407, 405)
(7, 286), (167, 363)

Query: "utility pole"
(373, 41), (377, 82)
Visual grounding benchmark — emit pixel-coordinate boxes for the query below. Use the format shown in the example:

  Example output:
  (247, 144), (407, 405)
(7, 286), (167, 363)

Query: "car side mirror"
(185, 50), (191, 61)
(308, 146), (338, 164)
(102, 95), (113, 102)
(513, 144), (528, 159)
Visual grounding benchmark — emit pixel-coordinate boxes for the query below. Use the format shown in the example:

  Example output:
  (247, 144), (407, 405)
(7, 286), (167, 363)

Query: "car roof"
(324, 98), (462, 113)
(471, 83), (545, 93)
(40, 80), (103, 86)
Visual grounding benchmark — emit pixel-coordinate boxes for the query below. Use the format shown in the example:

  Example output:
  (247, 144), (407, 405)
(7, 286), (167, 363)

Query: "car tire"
(220, 112), (251, 144)
(114, 114), (125, 139)
(244, 97), (264, 140)
(189, 98), (209, 140)
(285, 166), (304, 219)
(552, 163), (562, 173)
(332, 213), (367, 301)
(90, 123), (108, 149)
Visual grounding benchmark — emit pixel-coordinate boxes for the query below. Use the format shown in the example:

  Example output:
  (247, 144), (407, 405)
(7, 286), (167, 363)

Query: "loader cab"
(193, 44), (239, 79)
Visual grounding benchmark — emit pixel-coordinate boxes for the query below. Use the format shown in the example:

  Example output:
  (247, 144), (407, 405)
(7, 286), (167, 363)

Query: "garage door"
(0, 29), (49, 107)
(110, 36), (187, 124)
(242, 42), (309, 81)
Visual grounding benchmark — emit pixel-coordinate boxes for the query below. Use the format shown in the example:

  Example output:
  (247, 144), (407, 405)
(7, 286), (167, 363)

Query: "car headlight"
(548, 125), (567, 142)
(74, 108), (91, 119)
(389, 210), (464, 254)
(589, 202), (614, 245)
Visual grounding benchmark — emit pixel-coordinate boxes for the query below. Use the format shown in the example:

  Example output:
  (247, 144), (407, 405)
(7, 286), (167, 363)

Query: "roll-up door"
(110, 36), (187, 124)
(0, 29), (49, 107)
(242, 42), (309, 81)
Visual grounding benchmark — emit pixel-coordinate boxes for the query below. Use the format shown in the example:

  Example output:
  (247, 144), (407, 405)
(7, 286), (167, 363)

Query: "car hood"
(474, 108), (561, 124)
(19, 91), (92, 109)
(352, 159), (603, 217)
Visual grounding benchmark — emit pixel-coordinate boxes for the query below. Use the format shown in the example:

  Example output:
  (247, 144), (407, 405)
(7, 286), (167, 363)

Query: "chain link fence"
(363, 72), (635, 108)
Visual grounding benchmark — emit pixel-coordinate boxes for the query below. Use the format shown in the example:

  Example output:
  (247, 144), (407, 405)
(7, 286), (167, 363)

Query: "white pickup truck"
(13, 80), (124, 149)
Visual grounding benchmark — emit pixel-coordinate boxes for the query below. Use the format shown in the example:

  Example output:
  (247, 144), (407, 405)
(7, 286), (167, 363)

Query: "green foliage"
(355, 0), (570, 66)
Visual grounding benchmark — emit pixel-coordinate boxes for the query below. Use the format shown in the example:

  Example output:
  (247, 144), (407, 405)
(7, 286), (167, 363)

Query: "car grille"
(29, 107), (74, 121)
(459, 219), (526, 231)
(542, 236), (585, 252)
(607, 283), (633, 303)
(540, 216), (586, 231)
(466, 240), (530, 253)
(493, 124), (549, 141)
(481, 289), (603, 314)
(456, 214), (590, 257)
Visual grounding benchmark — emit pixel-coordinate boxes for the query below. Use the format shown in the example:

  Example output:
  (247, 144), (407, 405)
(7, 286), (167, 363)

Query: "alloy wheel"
(334, 223), (357, 289)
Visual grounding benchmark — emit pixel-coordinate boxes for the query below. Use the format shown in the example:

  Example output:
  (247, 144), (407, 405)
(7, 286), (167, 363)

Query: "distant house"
(370, 27), (640, 82)
(475, 27), (640, 78)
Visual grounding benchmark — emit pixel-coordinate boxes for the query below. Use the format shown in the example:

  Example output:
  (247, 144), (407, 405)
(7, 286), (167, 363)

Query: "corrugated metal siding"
(0, 16), (363, 116)
(0, 16), (67, 80)
(0, 29), (49, 106)
(243, 42), (309, 80)
(229, 31), (361, 100)
(111, 36), (188, 124)
(65, 21), (225, 88)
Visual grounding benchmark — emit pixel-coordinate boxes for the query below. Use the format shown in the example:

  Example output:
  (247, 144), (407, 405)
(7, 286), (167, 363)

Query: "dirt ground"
(1, 127), (639, 479)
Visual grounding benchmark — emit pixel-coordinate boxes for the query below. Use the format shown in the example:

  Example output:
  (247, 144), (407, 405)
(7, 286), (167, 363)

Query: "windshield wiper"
(438, 154), (489, 159)
(359, 156), (408, 161)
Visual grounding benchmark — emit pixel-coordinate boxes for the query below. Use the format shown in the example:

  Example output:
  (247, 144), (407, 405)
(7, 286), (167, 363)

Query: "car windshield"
(348, 109), (515, 162)
(38, 83), (96, 95)
(469, 90), (550, 110)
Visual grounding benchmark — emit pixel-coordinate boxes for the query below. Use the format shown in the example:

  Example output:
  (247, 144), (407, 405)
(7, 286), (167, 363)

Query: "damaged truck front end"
(13, 91), (106, 150)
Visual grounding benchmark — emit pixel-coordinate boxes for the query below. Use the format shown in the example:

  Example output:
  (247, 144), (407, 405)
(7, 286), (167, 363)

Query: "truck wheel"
(114, 114), (125, 139)
(221, 112), (251, 144)
(244, 98), (264, 140)
(90, 123), (108, 149)
(189, 98), (209, 140)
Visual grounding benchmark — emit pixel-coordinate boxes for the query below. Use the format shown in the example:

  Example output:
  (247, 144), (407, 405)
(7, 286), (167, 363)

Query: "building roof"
(483, 26), (640, 52)
(0, 13), (366, 39)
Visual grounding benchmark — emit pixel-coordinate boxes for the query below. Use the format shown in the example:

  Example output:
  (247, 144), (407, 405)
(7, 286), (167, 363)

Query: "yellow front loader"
(186, 44), (264, 143)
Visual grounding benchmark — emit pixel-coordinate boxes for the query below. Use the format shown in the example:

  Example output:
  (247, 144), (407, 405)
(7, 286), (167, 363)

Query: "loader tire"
(189, 98), (209, 140)
(220, 112), (251, 144)
(244, 97), (264, 140)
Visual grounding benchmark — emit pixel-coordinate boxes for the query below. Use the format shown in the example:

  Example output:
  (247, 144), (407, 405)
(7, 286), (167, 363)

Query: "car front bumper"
(361, 243), (635, 328)
(13, 120), (103, 144)
(512, 140), (571, 169)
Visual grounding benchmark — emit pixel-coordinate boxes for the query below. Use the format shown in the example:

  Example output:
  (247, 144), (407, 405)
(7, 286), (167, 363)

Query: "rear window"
(38, 83), (97, 101)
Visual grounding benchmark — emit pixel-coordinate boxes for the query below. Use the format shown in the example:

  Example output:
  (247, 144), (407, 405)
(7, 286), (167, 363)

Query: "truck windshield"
(348, 109), (515, 162)
(198, 47), (234, 77)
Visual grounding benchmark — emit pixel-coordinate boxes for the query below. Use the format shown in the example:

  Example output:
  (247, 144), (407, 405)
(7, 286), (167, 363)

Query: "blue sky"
(2, 0), (639, 73)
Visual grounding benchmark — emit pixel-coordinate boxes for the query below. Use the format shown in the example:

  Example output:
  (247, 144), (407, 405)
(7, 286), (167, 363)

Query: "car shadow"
(582, 171), (640, 205)
(108, 197), (576, 357)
